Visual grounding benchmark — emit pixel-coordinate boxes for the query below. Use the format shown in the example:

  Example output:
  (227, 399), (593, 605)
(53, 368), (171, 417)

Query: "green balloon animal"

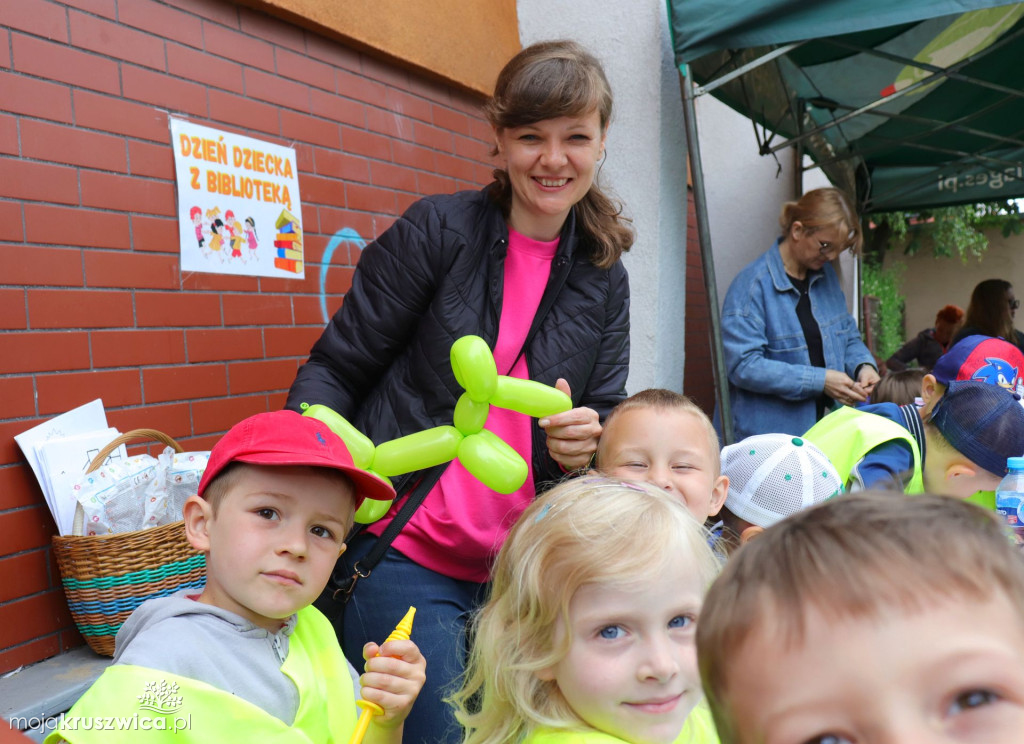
(300, 335), (573, 524)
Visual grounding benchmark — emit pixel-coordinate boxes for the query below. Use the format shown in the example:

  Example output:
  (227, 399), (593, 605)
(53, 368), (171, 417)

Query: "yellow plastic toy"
(347, 606), (417, 744)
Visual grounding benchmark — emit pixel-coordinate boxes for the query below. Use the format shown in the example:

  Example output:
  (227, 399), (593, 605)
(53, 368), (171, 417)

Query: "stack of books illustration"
(274, 209), (303, 273)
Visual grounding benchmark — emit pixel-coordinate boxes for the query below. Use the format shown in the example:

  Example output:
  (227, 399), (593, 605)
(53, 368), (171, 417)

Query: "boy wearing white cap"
(715, 434), (843, 555)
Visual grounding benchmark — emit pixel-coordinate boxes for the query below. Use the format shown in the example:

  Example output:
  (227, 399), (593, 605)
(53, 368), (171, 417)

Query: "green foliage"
(861, 260), (905, 360)
(869, 200), (1022, 263)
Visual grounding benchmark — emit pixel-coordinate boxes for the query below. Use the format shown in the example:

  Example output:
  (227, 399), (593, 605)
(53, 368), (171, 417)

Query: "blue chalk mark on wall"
(319, 227), (367, 323)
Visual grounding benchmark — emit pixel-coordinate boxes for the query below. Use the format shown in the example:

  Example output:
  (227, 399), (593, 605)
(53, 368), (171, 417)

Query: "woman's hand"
(824, 369), (868, 407)
(857, 364), (881, 395)
(539, 379), (602, 471)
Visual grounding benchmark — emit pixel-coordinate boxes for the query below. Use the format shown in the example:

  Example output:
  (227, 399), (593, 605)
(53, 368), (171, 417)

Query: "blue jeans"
(324, 533), (488, 744)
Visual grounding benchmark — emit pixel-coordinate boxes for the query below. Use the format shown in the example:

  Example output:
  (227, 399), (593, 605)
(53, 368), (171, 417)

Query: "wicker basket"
(51, 429), (207, 656)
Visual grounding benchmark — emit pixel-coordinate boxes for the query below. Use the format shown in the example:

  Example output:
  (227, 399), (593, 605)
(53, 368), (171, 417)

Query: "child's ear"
(739, 525), (764, 545)
(183, 494), (214, 552)
(943, 461), (980, 499)
(534, 666), (556, 682)
(920, 374), (940, 406)
(339, 542), (348, 558)
(707, 475), (729, 518)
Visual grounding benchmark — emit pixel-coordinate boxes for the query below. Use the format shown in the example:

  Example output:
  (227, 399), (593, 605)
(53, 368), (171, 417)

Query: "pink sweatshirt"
(368, 229), (558, 581)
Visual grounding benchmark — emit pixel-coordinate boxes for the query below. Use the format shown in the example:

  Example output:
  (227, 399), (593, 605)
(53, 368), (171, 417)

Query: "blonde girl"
(453, 475), (721, 744)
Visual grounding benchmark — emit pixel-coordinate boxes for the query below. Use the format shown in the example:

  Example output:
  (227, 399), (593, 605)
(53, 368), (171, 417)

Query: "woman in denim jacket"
(720, 188), (879, 441)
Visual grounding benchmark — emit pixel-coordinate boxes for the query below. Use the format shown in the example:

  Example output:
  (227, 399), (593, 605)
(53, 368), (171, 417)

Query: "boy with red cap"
(48, 411), (424, 744)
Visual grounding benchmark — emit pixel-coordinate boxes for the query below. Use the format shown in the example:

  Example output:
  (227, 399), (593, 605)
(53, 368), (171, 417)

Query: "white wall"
(516, 0), (690, 393)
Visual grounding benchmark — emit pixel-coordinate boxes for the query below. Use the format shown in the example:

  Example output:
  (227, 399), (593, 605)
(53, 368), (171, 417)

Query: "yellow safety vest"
(803, 406), (924, 494)
(522, 704), (719, 744)
(46, 606), (356, 743)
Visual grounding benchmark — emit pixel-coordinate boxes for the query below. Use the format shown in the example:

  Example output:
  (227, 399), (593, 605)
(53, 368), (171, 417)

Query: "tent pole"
(680, 67), (734, 445)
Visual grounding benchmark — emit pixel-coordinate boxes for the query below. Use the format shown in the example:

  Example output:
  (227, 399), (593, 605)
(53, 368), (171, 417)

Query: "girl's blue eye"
(599, 625), (625, 640)
(668, 615), (692, 629)
(950, 689), (999, 714)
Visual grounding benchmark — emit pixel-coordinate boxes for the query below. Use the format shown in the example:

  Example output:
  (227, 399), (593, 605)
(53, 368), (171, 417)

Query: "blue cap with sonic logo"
(931, 335), (1024, 395)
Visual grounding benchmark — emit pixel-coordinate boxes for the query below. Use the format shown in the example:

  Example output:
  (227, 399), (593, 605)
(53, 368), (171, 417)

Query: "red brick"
(305, 33), (360, 72)
(413, 121), (454, 152)
(336, 68), (387, 106)
(473, 162), (494, 184)
(417, 171), (456, 196)
(167, 41), (243, 94)
(69, 10), (166, 70)
(84, 250), (180, 289)
(346, 183), (397, 214)
(28, 289), (132, 328)
(322, 264), (355, 296)
(0, 551), (51, 603)
(310, 88), (364, 128)
(136, 291), (222, 327)
(143, 364), (228, 403)
(221, 293), (293, 326)
(392, 140), (436, 171)
(122, 65), (207, 118)
(226, 358), (295, 394)
(435, 152), (478, 182)
(0, 465), (42, 511)
(180, 271), (259, 293)
(91, 329), (186, 368)
(36, 369), (143, 414)
(432, 105), (472, 136)
(131, 215), (178, 254)
(299, 173), (345, 208)
(80, 171), (176, 216)
(340, 127), (391, 160)
(0, 635), (63, 676)
(0, 114), (14, 156)
(468, 117), (494, 142)
(208, 89), (279, 136)
(238, 7), (305, 52)
(408, 74), (454, 106)
(385, 88), (433, 124)
(163, 0), (238, 27)
(276, 47), (334, 92)
(318, 208), (375, 245)
(61, 0), (116, 18)
(0, 244), (83, 286)
(314, 147), (369, 182)
(118, 0), (203, 49)
(300, 203), (319, 235)
(0, 508), (57, 557)
(128, 139), (174, 180)
(370, 160), (417, 192)
(11, 33), (120, 96)
(74, 90), (169, 142)
(107, 402), (193, 442)
(0, 0), (69, 42)
(293, 141), (314, 172)
(243, 66), (309, 111)
(360, 55), (410, 92)
(373, 214), (397, 235)
(0, 287), (27, 331)
(0, 29), (8, 69)
(191, 394), (268, 434)
(0, 331), (90, 373)
(264, 325), (321, 358)
(365, 107), (415, 140)
(0, 158), (78, 205)
(0, 375), (33, 417)
(289, 293), (332, 324)
(280, 110), (340, 149)
(185, 327), (263, 362)
(21, 119), (127, 172)
(454, 132), (491, 162)
(202, 22), (274, 72)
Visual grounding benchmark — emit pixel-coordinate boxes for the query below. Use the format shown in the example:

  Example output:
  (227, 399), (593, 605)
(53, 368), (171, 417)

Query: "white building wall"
(516, 0), (689, 393)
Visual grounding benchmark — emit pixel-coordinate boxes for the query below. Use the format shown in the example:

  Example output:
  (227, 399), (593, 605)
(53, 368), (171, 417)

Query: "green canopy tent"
(670, 0), (1024, 442)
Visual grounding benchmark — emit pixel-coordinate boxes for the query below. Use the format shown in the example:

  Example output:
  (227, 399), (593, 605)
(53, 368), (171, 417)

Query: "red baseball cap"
(197, 410), (395, 506)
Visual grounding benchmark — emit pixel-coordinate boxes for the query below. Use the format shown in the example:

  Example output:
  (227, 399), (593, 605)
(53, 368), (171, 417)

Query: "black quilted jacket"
(285, 186), (630, 495)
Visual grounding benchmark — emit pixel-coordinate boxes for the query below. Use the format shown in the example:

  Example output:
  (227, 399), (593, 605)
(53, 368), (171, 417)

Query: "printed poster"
(171, 119), (304, 278)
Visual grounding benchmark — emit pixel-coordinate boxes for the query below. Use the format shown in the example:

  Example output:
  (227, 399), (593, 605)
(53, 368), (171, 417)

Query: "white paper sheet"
(38, 428), (127, 535)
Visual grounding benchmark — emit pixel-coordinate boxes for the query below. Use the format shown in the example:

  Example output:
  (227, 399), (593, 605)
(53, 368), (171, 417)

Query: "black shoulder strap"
(330, 464), (447, 603)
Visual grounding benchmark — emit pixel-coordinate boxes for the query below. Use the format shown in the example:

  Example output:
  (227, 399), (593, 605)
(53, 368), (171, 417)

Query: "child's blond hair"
(597, 388), (721, 474)
(452, 475), (720, 744)
(696, 491), (1024, 743)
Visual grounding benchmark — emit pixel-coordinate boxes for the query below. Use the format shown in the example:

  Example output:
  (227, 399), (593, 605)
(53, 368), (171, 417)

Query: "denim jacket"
(720, 239), (875, 440)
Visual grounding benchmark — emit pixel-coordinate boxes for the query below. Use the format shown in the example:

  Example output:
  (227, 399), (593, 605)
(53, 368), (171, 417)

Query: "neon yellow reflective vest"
(521, 704), (719, 744)
(802, 406), (924, 494)
(45, 606), (356, 744)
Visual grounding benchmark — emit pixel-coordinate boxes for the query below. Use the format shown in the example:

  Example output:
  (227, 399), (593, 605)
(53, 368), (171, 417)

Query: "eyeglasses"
(817, 240), (850, 257)
(1011, 299), (1021, 311)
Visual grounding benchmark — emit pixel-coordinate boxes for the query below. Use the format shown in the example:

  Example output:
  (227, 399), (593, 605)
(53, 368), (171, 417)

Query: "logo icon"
(137, 680), (183, 714)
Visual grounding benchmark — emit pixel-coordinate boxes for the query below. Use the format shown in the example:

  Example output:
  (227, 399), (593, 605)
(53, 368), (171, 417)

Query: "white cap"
(722, 434), (844, 528)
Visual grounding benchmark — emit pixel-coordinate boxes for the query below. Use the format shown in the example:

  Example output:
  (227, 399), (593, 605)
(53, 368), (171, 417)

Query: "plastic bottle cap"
(1009, 456), (1024, 471)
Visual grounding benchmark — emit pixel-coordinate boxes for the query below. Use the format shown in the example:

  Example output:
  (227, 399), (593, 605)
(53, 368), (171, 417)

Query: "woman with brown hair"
(720, 187), (879, 440)
(286, 40), (632, 743)
(952, 278), (1024, 352)
(886, 304), (964, 372)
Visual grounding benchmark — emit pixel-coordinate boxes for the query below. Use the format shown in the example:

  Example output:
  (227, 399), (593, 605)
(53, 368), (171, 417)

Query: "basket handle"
(74, 429), (185, 535)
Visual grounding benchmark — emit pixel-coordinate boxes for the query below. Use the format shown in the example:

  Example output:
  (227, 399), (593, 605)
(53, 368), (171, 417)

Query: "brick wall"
(0, 0), (494, 672)
(683, 188), (717, 418)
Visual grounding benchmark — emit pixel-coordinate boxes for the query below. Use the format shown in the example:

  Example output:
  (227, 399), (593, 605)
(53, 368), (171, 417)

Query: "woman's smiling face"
(494, 109), (606, 240)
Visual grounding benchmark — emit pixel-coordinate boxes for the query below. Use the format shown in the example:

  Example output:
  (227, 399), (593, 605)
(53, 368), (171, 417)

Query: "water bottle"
(995, 456), (1024, 546)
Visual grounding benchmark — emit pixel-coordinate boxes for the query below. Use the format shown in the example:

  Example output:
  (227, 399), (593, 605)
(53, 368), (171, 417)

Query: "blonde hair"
(779, 187), (862, 254)
(597, 388), (721, 475)
(485, 39), (633, 269)
(453, 475), (720, 744)
(696, 491), (1024, 743)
